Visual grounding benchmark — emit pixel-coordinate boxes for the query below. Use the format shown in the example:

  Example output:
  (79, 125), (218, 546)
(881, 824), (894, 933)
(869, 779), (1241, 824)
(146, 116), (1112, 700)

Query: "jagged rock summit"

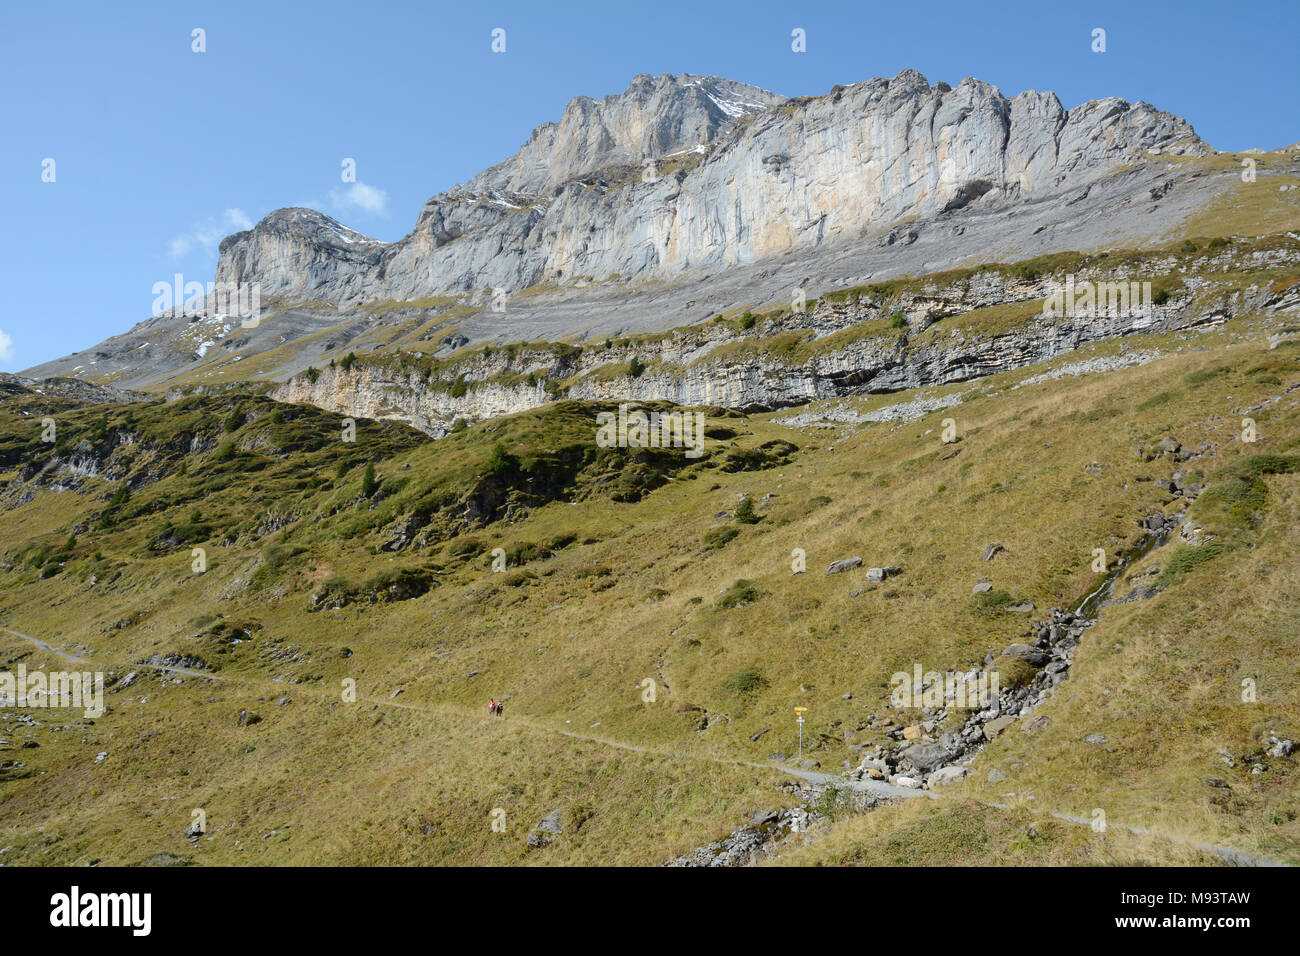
(30, 68), (1234, 390)
(216, 69), (1210, 305)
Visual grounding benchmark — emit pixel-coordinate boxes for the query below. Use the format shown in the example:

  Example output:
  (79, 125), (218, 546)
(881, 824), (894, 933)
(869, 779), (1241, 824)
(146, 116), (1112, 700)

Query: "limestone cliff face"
(270, 249), (1296, 437)
(220, 70), (1210, 307)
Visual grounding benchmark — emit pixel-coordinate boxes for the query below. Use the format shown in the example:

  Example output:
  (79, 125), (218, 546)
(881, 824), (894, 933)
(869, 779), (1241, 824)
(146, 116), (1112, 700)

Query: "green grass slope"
(1, 299), (1297, 866)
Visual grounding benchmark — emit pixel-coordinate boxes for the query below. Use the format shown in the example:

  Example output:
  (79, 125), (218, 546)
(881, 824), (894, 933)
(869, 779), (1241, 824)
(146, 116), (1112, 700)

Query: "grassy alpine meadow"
(1, 300), (1298, 865)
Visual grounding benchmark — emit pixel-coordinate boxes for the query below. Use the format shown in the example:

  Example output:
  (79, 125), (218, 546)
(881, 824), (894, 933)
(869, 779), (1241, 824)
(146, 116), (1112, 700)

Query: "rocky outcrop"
(217, 70), (1210, 307)
(849, 505), (1192, 791)
(269, 248), (1297, 436)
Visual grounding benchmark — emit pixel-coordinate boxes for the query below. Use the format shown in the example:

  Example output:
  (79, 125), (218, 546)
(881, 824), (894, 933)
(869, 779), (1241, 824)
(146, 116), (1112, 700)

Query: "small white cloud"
(168, 208), (254, 259)
(329, 182), (388, 215)
(224, 207), (253, 231)
(0, 329), (13, 362)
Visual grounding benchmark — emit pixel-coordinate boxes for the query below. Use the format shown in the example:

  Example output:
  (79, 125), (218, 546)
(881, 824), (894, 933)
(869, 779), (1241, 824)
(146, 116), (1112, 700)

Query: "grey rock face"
(29, 68), (1244, 399)
(215, 70), (1210, 308)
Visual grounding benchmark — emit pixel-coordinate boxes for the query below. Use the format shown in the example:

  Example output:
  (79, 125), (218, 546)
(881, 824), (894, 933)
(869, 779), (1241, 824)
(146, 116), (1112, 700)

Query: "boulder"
(825, 557), (862, 575)
(900, 741), (951, 772)
(983, 716), (1016, 740)
(867, 566), (901, 583)
(1022, 714), (1052, 734)
(1001, 643), (1050, 667)
(526, 808), (566, 849)
(928, 766), (969, 787)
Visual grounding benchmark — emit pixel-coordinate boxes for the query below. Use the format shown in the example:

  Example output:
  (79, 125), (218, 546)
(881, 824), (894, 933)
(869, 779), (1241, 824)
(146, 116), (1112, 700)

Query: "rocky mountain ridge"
(216, 69), (1211, 306)
(28, 68), (1275, 398)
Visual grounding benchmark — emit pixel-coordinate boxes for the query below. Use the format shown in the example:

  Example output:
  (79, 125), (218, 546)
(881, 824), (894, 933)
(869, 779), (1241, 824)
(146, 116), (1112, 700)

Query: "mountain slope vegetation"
(2, 291), (1298, 864)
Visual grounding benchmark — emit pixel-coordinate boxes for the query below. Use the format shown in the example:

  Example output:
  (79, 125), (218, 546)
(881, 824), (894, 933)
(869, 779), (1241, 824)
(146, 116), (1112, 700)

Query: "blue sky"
(2, 0), (1296, 372)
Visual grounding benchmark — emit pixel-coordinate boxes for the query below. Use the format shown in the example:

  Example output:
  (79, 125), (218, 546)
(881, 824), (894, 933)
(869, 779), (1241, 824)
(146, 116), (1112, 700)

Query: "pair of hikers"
(487, 698), (504, 717)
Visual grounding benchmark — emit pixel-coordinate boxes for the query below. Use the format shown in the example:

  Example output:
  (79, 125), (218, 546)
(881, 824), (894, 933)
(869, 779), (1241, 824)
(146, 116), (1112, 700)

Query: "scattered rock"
(982, 544), (1005, 561)
(526, 808), (566, 849)
(1022, 714), (1052, 734)
(1001, 643), (1050, 667)
(983, 716), (1016, 740)
(928, 766), (969, 787)
(826, 557), (862, 575)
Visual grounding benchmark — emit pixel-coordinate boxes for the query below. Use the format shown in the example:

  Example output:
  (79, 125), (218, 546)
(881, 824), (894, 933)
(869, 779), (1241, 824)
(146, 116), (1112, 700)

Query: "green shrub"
(716, 579), (760, 609)
(361, 463), (378, 497)
(721, 666), (767, 695)
(734, 497), (761, 524)
(978, 589), (1015, 610)
(1156, 541), (1226, 588)
(1237, 453), (1300, 474)
(703, 526), (740, 550)
(449, 374), (469, 398)
(628, 356), (646, 378)
(739, 312), (757, 330)
(483, 443), (520, 478)
(1185, 365), (1229, 385)
(1137, 391), (1177, 410)
(448, 537), (483, 558)
(1193, 473), (1268, 532)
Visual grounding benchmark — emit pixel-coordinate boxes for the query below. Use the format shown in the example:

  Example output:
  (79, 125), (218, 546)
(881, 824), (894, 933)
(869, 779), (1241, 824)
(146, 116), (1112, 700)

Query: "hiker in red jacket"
(488, 699), (497, 716)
